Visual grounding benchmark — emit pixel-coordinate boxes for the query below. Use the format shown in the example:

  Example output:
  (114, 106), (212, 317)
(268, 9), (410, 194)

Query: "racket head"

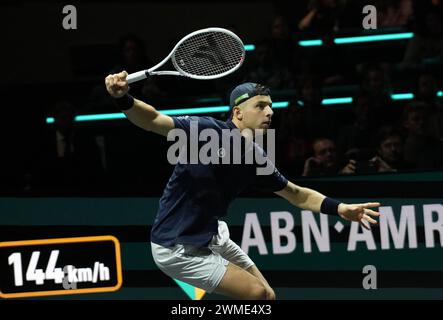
(171, 27), (245, 80)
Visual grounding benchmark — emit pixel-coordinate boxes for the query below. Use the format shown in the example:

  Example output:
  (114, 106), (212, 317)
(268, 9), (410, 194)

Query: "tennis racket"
(126, 27), (245, 84)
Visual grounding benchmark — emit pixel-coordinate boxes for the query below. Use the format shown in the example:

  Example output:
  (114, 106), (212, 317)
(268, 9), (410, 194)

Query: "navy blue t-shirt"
(150, 116), (288, 247)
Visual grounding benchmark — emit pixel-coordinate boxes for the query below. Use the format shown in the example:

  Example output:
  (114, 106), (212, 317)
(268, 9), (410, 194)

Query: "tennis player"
(105, 71), (380, 300)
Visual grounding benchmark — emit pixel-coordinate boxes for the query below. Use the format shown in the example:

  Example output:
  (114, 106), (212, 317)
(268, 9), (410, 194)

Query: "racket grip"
(126, 70), (148, 84)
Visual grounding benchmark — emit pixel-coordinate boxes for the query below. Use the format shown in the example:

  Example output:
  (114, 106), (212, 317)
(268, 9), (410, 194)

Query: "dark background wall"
(3, 1), (276, 84)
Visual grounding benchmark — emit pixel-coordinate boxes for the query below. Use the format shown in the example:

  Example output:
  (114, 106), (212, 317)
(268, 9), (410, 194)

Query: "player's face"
(241, 95), (273, 132)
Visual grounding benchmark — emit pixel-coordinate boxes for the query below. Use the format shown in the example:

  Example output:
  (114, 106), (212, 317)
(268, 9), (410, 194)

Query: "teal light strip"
(76, 113), (126, 122)
(195, 97), (222, 103)
(299, 32), (414, 47)
(391, 93), (414, 100)
(47, 113), (126, 123)
(298, 39), (323, 47)
(46, 88), (442, 124)
(46, 102), (290, 123)
(272, 101), (289, 109)
(244, 44), (255, 51)
(334, 32), (414, 44)
(322, 97), (353, 105)
(161, 105), (230, 115)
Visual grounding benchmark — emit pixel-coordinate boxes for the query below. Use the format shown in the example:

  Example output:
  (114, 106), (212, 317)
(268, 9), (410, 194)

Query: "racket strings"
(176, 33), (240, 75)
(173, 31), (244, 77)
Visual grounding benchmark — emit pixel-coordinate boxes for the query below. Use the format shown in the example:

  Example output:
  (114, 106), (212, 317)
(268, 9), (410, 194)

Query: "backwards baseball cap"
(229, 82), (271, 108)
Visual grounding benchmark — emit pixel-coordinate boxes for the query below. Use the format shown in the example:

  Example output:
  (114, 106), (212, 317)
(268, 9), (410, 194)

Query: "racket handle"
(126, 70), (148, 84)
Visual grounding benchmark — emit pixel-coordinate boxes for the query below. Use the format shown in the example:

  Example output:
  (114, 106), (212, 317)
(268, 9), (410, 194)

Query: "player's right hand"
(105, 71), (129, 98)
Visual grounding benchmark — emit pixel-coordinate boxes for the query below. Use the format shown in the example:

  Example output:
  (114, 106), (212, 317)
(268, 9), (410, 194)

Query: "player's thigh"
(214, 262), (267, 300)
(215, 239), (254, 270)
(151, 242), (228, 293)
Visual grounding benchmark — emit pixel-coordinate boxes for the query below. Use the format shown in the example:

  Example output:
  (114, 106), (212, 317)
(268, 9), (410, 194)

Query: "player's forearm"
(105, 71), (165, 133)
(287, 185), (326, 213)
(122, 98), (160, 131)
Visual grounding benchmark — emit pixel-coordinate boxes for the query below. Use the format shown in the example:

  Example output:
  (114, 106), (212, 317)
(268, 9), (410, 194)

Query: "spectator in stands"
(298, 0), (344, 36)
(342, 126), (409, 174)
(277, 75), (337, 171)
(113, 34), (150, 74)
(115, 34), (168, 102)
(41, 100), (104, 191)
(402, 11), (443, 68)
(360, 64), (392, 106)
(358, 63), (395, 124)
(298, 75), (338, 139)
(269, 15), (295, 64)
(297, 1), (346, 84)
(428, 107), (443, 142)
(414, 72), (442, 112)
(243, 41), (295, 90)
(244, 15), (296, 89)
(87, 34), (166, 113)
(337, 93), (376, 160)
(413, 0), (443, 31)
(374, 0), (413, 28)
(373, 126), (413, 172)
(277, 101), (310, 176)
(412, 73), (442, 141)
(402, 102), (443, 169)
(302, 138), (341, 176)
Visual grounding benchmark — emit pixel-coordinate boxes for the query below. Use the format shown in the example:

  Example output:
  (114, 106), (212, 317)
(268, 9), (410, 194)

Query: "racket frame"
(126, 27), (245, 83)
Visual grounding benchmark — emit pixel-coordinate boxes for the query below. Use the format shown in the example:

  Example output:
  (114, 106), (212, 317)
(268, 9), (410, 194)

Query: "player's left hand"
(338, 202), (381, 230)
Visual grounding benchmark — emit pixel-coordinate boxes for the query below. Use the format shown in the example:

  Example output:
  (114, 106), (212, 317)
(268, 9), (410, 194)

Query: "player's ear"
(233, 106), (243, 120)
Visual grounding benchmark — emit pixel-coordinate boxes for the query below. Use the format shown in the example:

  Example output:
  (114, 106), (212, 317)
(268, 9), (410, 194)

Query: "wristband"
(320, 197), (341, 216)
(114, 94), (134, 111)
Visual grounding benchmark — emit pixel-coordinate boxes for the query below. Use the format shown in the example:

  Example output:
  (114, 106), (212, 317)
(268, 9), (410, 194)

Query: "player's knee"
(249, 283), (267, 300)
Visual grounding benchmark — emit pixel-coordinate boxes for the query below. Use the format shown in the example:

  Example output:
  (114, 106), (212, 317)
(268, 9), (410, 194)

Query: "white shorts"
(151, 221), (255, 293)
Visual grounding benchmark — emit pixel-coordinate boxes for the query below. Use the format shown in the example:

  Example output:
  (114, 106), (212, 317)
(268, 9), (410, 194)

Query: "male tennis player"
(105, 71), (380, 300)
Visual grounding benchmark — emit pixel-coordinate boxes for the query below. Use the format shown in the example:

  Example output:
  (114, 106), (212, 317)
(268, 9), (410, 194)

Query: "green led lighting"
(195, 97), (222, 103)
(244, 44), (255, 51)
(76, 113), (126, 122)
(46, 113), (125, 123)
(299, 32), (414, 47)
(322, 97), (353, 105)
(334, 32), (414, 44)
(272, 101), (289, 109)
(45, 101), (291, 123)
(298, 39), (323, 47)
(391, 93), (414, 100)
(162, 105), (230, 115)
(47, 89), (439, 124)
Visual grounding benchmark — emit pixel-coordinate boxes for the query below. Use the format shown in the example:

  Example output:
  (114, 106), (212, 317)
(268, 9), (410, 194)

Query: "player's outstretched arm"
(105, 71), (174, 136)
(275, 181), (380, 229)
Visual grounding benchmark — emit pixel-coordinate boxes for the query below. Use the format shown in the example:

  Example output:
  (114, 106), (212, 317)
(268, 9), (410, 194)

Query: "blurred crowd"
(10, 0), (443, 194)
(272, 0), (443, 177)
